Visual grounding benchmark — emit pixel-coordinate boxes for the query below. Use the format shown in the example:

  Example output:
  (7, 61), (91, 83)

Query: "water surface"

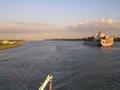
(0, 41), (120, 90)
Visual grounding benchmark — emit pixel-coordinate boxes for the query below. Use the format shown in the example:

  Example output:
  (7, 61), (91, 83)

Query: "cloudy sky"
(0, 0), (120, 40)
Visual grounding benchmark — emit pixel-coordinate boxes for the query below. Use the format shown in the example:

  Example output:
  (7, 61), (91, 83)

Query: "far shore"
(44, 39), (84, 41)
(44, 37), (120, 42)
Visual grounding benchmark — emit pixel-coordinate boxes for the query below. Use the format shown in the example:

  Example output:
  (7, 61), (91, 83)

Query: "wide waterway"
(0, 41), (120, 90)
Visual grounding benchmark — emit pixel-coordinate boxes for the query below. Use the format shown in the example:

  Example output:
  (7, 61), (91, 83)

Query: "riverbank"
(45, 37), (120, 42)
(44, 39), (84, 41)
(0, 40), (25, 50)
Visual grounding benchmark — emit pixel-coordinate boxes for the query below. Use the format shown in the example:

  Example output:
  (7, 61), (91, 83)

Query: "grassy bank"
(0, 40), (25, 50)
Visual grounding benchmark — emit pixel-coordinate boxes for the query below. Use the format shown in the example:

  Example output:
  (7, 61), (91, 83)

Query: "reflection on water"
(0, 41), (120, 90)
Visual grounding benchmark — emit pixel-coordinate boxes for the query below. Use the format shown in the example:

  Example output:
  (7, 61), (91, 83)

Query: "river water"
(0, 41), (120, 90)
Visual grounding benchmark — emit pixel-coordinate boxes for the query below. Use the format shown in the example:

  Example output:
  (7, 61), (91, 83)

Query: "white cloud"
(68, 19), (120, 37)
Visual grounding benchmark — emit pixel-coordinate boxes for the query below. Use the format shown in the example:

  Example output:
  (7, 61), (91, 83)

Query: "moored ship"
(84, 31), (114, 47)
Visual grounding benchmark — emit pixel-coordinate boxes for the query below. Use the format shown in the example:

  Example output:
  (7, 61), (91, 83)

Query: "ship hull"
(84, 37), (113, 47)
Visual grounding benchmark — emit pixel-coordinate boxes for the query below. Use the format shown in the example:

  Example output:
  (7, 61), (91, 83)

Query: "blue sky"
(0, 0), (120, 25)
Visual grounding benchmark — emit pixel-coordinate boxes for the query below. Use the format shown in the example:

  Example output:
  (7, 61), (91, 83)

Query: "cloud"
(0, 22), (65, 33)
(0, 19), (120, 40)
(0, 22), (67, 40)
(67, 19), (120, 37)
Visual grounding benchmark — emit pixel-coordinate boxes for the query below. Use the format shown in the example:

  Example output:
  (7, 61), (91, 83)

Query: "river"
(0, 41), (120, 90)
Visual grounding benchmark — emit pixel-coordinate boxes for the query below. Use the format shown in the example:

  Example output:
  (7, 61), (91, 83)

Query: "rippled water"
(0, 41), (120, 90)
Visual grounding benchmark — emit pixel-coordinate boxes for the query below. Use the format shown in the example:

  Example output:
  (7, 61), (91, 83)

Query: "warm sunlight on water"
(0, 41), (120, 90)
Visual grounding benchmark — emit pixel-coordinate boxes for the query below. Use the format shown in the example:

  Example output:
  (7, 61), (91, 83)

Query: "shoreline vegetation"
(0, 40), (25, 50)
(45, 36), (120, 42)
(45, 39), (84, 41)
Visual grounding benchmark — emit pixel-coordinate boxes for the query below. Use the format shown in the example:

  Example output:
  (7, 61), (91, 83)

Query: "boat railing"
(38, 75), (53, 90)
